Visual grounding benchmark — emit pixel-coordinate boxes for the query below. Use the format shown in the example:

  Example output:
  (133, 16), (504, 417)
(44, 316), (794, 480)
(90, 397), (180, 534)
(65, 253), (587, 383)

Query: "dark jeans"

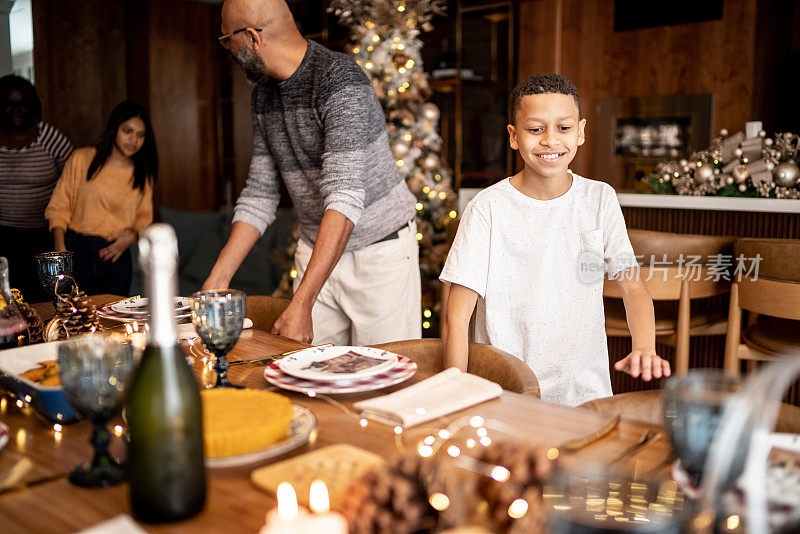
(65, 230), (132, 297)
(0, 225), (52, 302)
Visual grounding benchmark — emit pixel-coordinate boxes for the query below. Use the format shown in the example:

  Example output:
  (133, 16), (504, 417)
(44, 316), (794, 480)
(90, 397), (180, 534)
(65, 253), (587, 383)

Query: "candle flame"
(126, 324), (132, 334)
(309, 479), (330, 513)
(277, 482), (298, 520)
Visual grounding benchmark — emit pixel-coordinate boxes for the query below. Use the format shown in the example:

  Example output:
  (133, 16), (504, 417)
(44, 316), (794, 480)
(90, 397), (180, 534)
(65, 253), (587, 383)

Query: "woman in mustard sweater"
(45, 101), (158, 295)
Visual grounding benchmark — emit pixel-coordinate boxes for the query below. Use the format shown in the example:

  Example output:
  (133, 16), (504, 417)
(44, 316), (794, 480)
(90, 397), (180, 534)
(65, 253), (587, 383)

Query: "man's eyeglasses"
(218, 27), (262, 48)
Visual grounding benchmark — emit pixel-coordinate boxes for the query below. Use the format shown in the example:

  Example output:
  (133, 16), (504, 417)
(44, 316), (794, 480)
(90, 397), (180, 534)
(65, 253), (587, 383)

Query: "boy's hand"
(614, 350), (671, 381)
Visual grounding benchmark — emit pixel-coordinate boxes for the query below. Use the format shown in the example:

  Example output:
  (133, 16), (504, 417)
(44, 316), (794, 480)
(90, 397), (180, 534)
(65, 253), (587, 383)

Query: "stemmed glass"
(34, 251), (74, 309)
(57, 333), (135, 487)
(189, 289), (246, 388)
(662, 369), (742, 488)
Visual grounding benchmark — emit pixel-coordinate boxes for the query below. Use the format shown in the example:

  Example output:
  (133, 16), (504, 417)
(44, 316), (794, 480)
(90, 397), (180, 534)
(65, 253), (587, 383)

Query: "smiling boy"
(440, 73), (670, 406)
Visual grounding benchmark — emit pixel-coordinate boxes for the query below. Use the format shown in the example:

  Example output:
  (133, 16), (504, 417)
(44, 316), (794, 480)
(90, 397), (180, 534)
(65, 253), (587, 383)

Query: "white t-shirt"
(440, 173), (638, 406)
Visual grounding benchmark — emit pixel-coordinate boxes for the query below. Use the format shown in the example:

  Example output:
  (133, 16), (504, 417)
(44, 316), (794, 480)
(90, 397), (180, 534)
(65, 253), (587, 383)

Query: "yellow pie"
(201, 388), (294, 458)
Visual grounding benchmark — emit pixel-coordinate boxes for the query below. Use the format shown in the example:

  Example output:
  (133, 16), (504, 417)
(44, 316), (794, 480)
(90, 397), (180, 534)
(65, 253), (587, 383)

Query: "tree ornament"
(720, 128), (728, 137)
(694, 162), (715, 184)
(421, 102), (440, 122)
(773, 161), (800, 188)
(732, 164), (750, 183)
(423, 153), (440, 170)
(391, 140), (411, 158)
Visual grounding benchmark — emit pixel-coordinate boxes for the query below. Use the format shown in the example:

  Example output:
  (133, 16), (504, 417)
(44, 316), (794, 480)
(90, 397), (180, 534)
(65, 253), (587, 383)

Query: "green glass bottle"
(126, 224), (205, 522)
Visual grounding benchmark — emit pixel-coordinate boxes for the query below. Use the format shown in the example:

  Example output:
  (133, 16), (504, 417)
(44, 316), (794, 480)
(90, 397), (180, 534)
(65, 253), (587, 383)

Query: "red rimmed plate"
(0, 421), (8, 452)
(264, 355), (417, 394)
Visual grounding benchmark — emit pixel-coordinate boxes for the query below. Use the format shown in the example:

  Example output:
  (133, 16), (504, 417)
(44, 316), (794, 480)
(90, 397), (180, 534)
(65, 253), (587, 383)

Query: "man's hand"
(270, 301), (314, 343)
(99, 230), (137, 263)
(614, 350), (671, 381)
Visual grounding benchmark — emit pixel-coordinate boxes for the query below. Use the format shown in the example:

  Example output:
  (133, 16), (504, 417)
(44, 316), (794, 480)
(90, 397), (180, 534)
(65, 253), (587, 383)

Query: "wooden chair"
(580, 390), (800, 433)
(723, 238), (800, 376)
(245, 295), (290, 332)
(604, 229), (734, 375)
(368, 338), (540, 397)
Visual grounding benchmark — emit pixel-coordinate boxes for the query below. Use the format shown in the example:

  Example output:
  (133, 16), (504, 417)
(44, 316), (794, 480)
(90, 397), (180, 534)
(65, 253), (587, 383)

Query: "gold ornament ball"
(694, 162), (715, 184)
(391, 140), (411, 158)
(774, 161), (800, 188)
(421, 103), (440, 122)
(732, 164), (750, 184)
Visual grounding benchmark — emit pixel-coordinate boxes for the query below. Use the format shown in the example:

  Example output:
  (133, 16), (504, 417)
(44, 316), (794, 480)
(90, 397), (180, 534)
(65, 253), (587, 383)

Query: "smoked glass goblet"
(57, 334), (135, 488)
(189, 289), (246, 388)
(34, 251), (74, 309)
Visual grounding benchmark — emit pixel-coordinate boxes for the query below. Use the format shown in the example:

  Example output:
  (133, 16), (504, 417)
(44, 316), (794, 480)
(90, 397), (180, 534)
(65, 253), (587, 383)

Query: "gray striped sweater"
(233, 40), (415, 251)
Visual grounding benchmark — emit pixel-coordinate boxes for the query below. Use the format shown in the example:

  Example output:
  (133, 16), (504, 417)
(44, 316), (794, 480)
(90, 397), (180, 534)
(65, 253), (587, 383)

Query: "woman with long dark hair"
(0, 75), (73, 301)
(45, 101), (157, 295)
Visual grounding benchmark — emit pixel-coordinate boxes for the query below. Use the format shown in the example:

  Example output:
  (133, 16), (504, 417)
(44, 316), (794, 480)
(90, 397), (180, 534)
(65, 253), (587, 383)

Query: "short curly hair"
(510, 73), (581, 123)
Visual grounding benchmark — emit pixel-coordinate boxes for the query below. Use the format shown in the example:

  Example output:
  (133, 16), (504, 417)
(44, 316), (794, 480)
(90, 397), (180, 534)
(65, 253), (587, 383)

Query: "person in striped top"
(0, 75), (73, 301)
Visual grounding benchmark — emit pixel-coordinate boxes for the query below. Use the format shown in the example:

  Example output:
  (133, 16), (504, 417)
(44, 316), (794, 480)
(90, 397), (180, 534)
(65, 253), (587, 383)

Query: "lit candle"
(260, 482), (347, 534)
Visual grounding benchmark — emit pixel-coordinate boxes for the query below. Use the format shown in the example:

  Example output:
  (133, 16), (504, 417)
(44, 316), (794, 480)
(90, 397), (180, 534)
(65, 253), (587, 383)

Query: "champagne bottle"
(126, 224), (205, 522)
(0, 257), (29, 349)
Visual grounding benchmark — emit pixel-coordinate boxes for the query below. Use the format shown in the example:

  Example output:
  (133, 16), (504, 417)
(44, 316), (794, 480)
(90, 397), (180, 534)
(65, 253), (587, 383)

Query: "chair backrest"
(603, 230), (735, 300)
(580, 390), (800, 433)
(245, 295), (291, 332)
(733, 238), (800, 320)
(368, 338), (540, 397)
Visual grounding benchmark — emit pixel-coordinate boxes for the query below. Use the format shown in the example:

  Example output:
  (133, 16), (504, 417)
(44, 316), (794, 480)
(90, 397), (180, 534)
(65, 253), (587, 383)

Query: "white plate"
(278, 346), (398, 381)
(0, 421), (8, 452)
(205, 404), (317, 469)
(111, 297), (190, 315)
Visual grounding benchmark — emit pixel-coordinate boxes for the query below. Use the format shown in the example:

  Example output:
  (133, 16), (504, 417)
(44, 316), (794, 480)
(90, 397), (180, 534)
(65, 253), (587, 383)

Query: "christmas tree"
(330, 0), (457, 333)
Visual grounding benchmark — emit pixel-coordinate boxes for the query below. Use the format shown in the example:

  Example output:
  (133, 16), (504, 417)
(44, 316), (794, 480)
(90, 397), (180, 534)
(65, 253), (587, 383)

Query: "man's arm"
(271, 209), (354, 342)
(442, 283), (478, 371)
(613, 270), (671, 381)
(202, 221), (262, 290)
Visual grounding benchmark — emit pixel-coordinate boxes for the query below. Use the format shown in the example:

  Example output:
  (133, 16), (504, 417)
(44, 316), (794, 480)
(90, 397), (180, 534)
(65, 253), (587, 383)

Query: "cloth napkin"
(175, 318), (253, 340)
(353, 367), (502, 428)
(76, 515), (146, 534)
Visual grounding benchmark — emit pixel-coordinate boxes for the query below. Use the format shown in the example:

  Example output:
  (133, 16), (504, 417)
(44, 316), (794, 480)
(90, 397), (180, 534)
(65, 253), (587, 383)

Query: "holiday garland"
(645, 129), (800, 199)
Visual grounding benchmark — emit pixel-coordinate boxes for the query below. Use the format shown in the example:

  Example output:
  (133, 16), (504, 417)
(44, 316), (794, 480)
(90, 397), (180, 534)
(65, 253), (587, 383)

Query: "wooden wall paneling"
(146, 0), (222, 211)
(31, 0), (127, 147)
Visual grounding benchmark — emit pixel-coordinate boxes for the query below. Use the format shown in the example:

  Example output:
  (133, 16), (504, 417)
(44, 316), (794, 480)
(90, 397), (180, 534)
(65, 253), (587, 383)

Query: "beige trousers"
(293, 221), (422, 346)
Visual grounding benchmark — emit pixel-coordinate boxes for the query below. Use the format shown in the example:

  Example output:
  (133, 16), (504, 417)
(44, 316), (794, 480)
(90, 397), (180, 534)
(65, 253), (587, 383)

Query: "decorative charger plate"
(265, 355), (417, 395)
(278, 346), (398, 381)
(0, 421), (8, 452)
(205, 404), (317, 469)
(110, 296), (190, 315)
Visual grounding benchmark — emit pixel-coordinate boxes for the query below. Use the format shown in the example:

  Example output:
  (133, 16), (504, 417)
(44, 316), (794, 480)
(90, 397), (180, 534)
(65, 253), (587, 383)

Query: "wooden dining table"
(0, 296), (674, 533)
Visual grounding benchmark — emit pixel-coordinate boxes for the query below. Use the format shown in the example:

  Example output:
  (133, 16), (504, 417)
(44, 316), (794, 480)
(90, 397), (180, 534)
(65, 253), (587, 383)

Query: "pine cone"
(17, 301), (44, 343)
(54, 287), (103, 338)
(342, 454), (438, 534)
(475, 442), (551, 533)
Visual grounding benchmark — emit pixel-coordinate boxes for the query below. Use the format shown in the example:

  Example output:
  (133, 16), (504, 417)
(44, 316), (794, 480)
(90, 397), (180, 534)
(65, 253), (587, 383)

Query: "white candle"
(260, 482), (347, 534)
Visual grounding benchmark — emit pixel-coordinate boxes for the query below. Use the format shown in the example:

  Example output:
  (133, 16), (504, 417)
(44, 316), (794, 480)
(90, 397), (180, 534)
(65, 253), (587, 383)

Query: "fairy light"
(359, 418), (368, 427)
(415, 232), (423, 241)
(404, 133), (412, 141)
(396, 159), (405, 166)
(438, 192), (446, 199)
(393, 426), (403, 435)
(16, 399), (23, 408)
(466, 438), (476, 448)
(0, 397), (6, 413)
(480, 436), (492, 446)
(422, 321), (430, 329)
(24, 395), (31, 403)
(449, 211), (457, 218)
(307, 390), (317, 398)
(508, 498), (529, 518)
(476, 427), (488, 438)
(727, 515), (740, 530)
(428, 191), (436, 199)
(371, 34), (380, 42)
(290, 269), (298, 279)
(367, 45), (374, 51)
(423, 435), (435, 445)
(113, 425), (124, 436)
(490, 466), (510, 482)
(398, 67), (406, 74)
(547, 448), (560, 460)
(16, 429), (26, 449)
(423, 309), (432, 318)
(429, 493), (450, 511)
(398, 86), (406, 93)
(418, 444), (434, 457)
(437, 429), (450, 440)
(365, 62), (374, 69)
(415, 202), (423, 211)
(53, 423), (62, 432)
(397, 4), (406, 12)
(398, 44), (406, 50)
(406, 60), (414, 68)
(365, 21), (375, 28)
(353, 47), (360, 53)
(447, 445), (461, 457)
(469, 416), (484, 428)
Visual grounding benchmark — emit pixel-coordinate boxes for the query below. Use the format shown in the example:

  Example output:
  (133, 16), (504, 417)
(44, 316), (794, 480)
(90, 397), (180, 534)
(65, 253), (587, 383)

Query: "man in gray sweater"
(204, 0), (420, 345)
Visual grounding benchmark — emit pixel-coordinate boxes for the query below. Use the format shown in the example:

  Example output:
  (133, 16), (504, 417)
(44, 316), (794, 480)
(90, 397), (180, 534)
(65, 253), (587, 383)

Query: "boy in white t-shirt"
(440, 73), (670, 406)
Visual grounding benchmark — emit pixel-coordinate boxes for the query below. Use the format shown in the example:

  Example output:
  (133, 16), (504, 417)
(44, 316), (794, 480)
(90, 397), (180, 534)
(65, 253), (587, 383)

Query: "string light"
(508, 498), (529, 518)
(423, 309), (432, 318)
(365, 62), (374, 69)
(397, 4), (406, 12)
(415, 203), (423, 211)
(449, 211), (457, 218)
(415, 233), (423, 241)
(422, 321), (430, 329)
(396, 159), (405, 166)
(469, 416), (484, 428)
(447, 445), (461, 457)
(429, 493), (450, 511)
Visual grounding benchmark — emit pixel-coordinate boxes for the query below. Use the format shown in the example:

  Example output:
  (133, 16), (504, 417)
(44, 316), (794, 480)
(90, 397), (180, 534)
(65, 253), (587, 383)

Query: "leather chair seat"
(604, 298), (726, 335)
(245, 295), (290, 332)
(741, 315), (800, 355)
(580, 390), (800, 433)
(369, 338), (540, 397)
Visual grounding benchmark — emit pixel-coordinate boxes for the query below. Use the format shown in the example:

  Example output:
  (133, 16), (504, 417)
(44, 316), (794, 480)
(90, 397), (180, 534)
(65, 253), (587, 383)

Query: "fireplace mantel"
(617, 192), (800, 214)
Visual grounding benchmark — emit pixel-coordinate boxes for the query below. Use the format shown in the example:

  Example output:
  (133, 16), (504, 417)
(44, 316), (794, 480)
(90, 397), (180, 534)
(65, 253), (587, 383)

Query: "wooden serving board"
(250, 443), (385, 510)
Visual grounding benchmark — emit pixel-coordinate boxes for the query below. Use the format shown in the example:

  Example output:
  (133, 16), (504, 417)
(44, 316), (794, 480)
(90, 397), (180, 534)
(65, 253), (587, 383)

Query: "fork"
(228, 343), (334, 367)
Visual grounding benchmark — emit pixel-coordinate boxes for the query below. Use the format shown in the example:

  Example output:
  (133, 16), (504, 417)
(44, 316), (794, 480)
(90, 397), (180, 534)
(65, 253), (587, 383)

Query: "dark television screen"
(614, 0), (724, 31)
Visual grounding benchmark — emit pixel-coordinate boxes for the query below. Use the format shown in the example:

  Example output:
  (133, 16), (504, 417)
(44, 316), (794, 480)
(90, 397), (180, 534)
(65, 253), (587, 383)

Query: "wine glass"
(34, 251), (74, 309)
(189, 289), (246, 388)
(57, 333), (135, 487)
(662, 370), (742, 488)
